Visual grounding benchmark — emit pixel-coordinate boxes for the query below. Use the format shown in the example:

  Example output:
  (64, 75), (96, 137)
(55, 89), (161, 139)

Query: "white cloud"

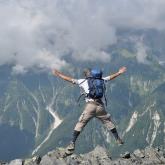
(0, 0), (165, 73)
(12, 64), (27, 75)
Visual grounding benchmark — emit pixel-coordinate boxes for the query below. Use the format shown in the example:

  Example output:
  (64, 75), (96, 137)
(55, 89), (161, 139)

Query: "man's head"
(83, 68), (91, 78)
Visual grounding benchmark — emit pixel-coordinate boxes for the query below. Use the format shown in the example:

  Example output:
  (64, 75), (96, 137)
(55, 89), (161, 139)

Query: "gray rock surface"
(8, 159), (22, 165)
(1, 146), (165, 165)
(133, 149), (145, 158)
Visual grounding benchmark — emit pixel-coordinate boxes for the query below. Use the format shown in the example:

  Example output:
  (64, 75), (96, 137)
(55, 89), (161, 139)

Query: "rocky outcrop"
(4, 146), (165, 165)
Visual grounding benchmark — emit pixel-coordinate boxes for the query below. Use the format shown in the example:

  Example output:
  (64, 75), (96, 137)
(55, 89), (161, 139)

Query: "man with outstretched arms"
(52, 66), (126, 153)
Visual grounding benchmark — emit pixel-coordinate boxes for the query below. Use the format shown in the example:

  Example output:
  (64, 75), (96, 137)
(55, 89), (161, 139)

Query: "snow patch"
(39, 83), (46, 103)
(150, 111), (160, 147)
(17, 101), (23, 130)
(27, 90), (41, 138)
(146, 122), (152, 144)
(3, 102), (11, 112)
(102, 128), (111, 143)
(47, 106), (62, 129)
(125, 111), (138, 133)
(32, 116), (37, 129)
(139, 102), (156, 117)
(128, 92), (133, 107)
(32, 106), (62, 156)
(32, 81), (63, 156)
(158, 61), (165, 65)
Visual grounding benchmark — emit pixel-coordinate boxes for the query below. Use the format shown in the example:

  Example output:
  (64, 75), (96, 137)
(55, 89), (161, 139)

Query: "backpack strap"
(77, 93), (85, 103)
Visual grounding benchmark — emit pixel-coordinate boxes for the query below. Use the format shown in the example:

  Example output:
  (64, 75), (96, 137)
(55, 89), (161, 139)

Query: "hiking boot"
(66, 142), (75, 151)
(116, 138), (124, 145)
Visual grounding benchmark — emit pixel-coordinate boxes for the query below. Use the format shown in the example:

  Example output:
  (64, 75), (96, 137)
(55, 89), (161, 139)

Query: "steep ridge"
(5, 145), (165, 165)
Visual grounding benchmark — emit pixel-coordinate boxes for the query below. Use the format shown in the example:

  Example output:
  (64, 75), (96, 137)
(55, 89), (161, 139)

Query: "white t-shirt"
(72, 76), (111, 102)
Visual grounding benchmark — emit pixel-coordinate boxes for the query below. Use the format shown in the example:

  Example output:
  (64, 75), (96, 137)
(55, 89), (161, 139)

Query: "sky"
(0, 0), (165, 73)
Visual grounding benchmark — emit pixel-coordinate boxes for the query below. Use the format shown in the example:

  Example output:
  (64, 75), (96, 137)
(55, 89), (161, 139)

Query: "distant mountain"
(0, 29), (165, 161)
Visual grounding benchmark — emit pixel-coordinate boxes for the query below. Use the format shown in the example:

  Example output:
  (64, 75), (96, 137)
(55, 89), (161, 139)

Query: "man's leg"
(72, 130), (80, 143)
(67, 103), (96, 151)
(110, 128), (124, 144)
(66, 130), (80, 151)
(96, 105), (124, 145)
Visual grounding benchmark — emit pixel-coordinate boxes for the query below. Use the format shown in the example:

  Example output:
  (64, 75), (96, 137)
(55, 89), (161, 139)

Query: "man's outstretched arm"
(52, 69), (75, 84)
(109, 66), (127, 80)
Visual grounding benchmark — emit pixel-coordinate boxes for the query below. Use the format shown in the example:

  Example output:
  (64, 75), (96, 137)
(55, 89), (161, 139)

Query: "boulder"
(133, 149), (145, 158)
(8, 159), (22, 165)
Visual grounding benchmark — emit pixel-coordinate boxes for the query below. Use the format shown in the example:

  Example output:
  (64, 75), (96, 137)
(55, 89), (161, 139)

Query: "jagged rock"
(5, 146), (165, 165)
(23, 156), (41, 165)
(40, 148), (68, 165)
(40, 155), (66, 165)
(163, 152), (165, 158)
(40, 145), (112, 165)
(120, 151), (131, 159)
(133, 149), (145, 158)
(8, 159), (22, 165)
(0, 161), (7, 165)
(144, 147), (165, 164)
(82, 145), (112, 165)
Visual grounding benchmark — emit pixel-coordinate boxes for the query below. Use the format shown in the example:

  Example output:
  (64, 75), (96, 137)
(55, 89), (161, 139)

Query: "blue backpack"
(87, 68), (106, 100)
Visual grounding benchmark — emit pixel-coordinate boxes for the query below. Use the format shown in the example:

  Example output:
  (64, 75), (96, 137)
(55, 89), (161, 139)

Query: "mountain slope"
(113, 83), (165, 156)
(0, 29), (165, 161)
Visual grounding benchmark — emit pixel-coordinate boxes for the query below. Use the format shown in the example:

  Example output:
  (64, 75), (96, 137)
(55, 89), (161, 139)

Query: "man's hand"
(109, 66), (127, 80)
(118, 67), (127, 74)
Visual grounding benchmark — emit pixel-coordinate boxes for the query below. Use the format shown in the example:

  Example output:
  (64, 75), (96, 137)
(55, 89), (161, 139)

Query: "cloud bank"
(1, 0), (165, 73)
